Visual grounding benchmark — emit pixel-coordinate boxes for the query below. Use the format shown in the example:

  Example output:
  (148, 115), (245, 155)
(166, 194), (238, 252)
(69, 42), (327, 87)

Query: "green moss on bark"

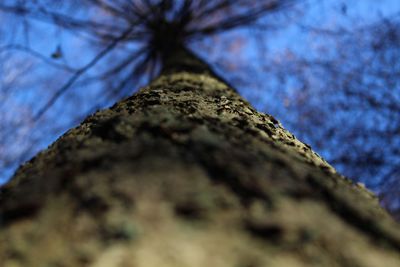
(1, 72), (399, 267)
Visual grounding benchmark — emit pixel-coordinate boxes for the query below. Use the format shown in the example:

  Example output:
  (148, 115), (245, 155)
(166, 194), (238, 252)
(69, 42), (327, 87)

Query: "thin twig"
(33, 26), (134, 121)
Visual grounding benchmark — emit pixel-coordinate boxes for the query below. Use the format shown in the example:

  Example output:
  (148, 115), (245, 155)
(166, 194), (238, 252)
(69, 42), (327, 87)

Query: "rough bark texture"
(1, 70), (400, 266)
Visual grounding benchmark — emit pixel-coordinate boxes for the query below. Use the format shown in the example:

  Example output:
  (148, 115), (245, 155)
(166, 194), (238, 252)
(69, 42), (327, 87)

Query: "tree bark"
(1, 48), (400, 267)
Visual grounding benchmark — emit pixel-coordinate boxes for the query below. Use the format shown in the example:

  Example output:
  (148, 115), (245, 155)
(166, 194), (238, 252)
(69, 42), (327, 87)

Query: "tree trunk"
(1, 48), (400, 267)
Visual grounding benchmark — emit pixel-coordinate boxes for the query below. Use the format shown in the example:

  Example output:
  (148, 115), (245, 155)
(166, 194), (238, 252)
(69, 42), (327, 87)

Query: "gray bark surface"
(1, 70), (400, 266)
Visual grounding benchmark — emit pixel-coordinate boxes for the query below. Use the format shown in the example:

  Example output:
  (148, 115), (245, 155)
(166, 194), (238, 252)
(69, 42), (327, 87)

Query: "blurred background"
(0, 0), (399, 218)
